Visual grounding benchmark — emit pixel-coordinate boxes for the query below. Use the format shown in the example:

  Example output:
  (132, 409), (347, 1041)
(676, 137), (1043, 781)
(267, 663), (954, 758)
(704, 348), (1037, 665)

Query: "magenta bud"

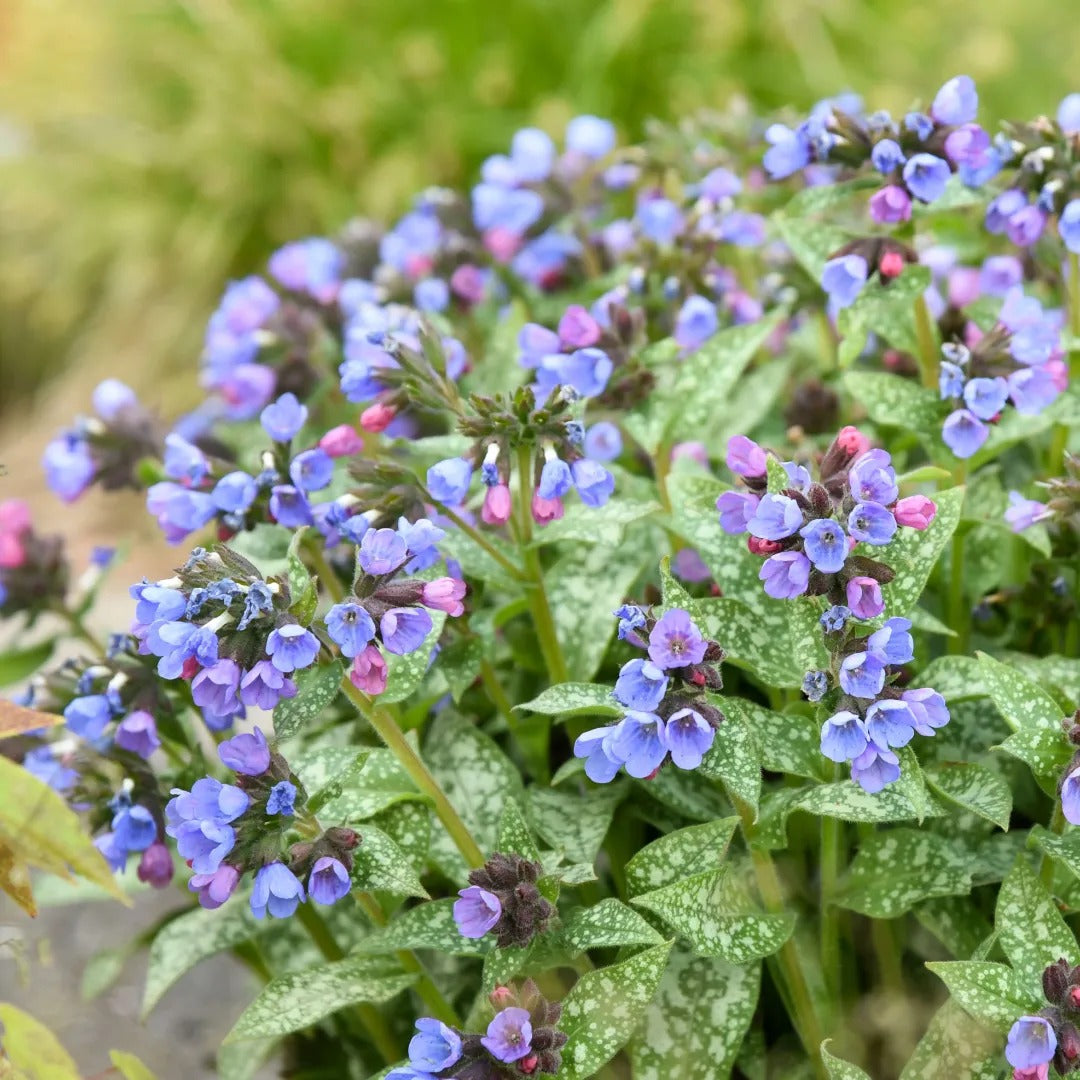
(137, 842), (174, 889)
(894, 494), (937, 530)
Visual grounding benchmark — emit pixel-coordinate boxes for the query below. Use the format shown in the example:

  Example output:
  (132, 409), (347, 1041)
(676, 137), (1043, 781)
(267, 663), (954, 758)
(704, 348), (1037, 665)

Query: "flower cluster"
(452, 853), (553, 948)
(574, 607), (724, 782)
(810, 607), (950, 791)
(0, 498), (69, 618)
(1006, 958), (1080, 1078)
(718, 430), (936, 608)
(390, 981), (566, 1079)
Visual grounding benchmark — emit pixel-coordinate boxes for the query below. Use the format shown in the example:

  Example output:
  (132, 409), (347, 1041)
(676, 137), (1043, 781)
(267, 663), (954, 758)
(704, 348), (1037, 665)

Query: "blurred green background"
(2, 0), (1078, 411)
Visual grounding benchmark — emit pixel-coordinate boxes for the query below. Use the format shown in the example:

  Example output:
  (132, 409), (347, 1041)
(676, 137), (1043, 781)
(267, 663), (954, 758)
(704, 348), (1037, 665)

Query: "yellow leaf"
(109, 1051), (157, 1080)
(0, 845), (36, 917)
(0, 701), (63, 741)
(0, 756), (128, 907)
(0, 1004), (80, 1080)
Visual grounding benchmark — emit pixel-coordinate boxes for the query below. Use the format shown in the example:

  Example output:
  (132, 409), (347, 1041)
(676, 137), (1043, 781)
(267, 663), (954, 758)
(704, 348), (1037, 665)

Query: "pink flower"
(846, 576), (884, 619)
(531, 493), (564, 524)
(671, 442), (709, 468)
(350, 644), (388, 695)
(360, 402), (396, 433)
(836, 426), (871, 456)
(0, 499), (31, 535)
(557, 305), (602, 348)
(0, 534), (25, 569)
(319, 424), (364, 458)
(893, 495), (937, 530)
(451, 264), (487, 305)
(422, 577), (467, 617)
(482, 229), (524, 263)
(481, 484), (512, 525)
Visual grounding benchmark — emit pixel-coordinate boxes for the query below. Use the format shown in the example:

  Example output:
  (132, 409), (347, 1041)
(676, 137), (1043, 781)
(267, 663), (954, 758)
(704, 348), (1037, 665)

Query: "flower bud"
(531, 493), (564, 524)
(421, 577), (467, 617)
(350, 644), (388, 695)
(894, 494), (937, 530)
(137, 842), (174, 889)
(481, 484), (512, 525)
(360, 402), (396, 433)
(747, 536), (784, 556)
(319, 424), (364, 458)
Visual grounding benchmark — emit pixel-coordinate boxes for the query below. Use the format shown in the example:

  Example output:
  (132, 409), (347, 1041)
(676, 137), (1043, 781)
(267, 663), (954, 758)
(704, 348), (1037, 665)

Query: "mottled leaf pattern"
(381, 611), (446, 704)
(836, 266), (932, 363)
(530, 500), (661, 547)
(925, 763), (1012, 831)
(273, 661), (343, 740)
(820, 1043), (873, 1079)
(527, 784), (624, 865)
(926, 960), (1039, 1028)
(700, 707), (761, 813)
(842, 371), (942, 436)
(625, 818), (739, 896)
(565, 899), (665, 952)
(356, 898), (489, 957)
(350, 824), (429, 898)
(436, 636), (485, 703)
(900, 999), (1006, 1080)
(497, 799), (541, 862)
(516, 683), (620, 718)
(1029, 825), (1080, 882)
(793, 780), (944, 825)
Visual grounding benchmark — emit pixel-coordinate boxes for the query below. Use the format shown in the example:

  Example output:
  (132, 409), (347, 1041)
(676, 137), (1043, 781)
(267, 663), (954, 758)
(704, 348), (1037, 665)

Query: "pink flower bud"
(350, 644), (388, 695)
(360, 402), (396, 433)
(0, 533), (25, 569)
(747, 536), (783, 556)
(482, 228), (524, 263)
(879, 251), (905, 279)
(319, 424), (364, 458)
(450, 264), (487, 305)
(519, 1055), (540, 1075)
(404, 253), (434, 280)
(964, 320), (985, 349)
(137, 842), (174, 889)
(0, 499), (31, 536)
(836, 425), (870, 456)
(894, 495), (937, 530)
(557, 304), (602, 348)
(421, 577), (467, 617)
(531, 492), (564, 524)
(846, 576), (884, 619)
(947, 267), (981, 309)
(481, 483), (512, 525)
(489, 985), (515, 1009)
(671, 441), (709, 468)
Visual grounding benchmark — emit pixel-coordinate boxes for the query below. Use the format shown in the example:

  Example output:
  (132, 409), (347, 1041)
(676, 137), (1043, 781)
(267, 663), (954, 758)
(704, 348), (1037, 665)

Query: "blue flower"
(163, 434), (209, 485)
(1060, 93), (1080, 133)
(1004, 491), (1049, 532)
(716, 491), (760, 534)
(864, 699), (918, 748)
(939, 361), (965, 400)
(269, 238), (343, 303)
(1006, 1016), (1058, 1070)
(260, 393), (308, 442)
(609, 711), (668, 778)
(308, 856), (352, 905)
(538, 458), (573, 499)
(43, 433), (95, 502)
(850, 741), (900, 793)
(326, 602), (377, 658)
(663, 708), (715, 770)
(238, 580), (275, 631)
(212, 472), (257, 514)
(509, 126), (555, 182)
(870, 139), (905, 173)
(903, 112), (934, 140)
(146, 483), (217, 543)
(846, 502), (897, 546)
(931, 75), (978, 126)
(636, 196), (685, 245)
(866, 618), (914, 666)
(380, 608), (433, 655)
(63, 695), (114, 741)
(536, 348), (613, 399)
(269, 485), (314, 528)
(800, 518), (847, 573)
(414, 278), (449, 312)
(1008, 366), (1060, 415)
(115, 711), (161, 759)
(848, 450), (898, 505)
(250, 862), (306, 920)
(290, 449), (334, 492)
(614, 604), (646, 642)
(942, 409), (989, 458)
(472, 183), (545, 233)
(802, 670), (829, 702)
(821, 255), (868, 309)
(130, 583), (187, 626)
(820, 710), (868, 763)
(153, 622), (220, 680)
(22, 747), (78, 792)
(359, 528), (408, 576)
(820, 605), (850, 632)
(674, 295), (719, 350)
(763, 123), (811, 179)
(759, 551), (811, 599)
(426, 458), (473, 505)
(566, 115), (616, 158)
(453, 885), (502, 938)
(218, 728), (271, 776)
(838, 652), (886, 699)
(239, 661), (297, 710)
(91, 378), (138, 421)
(265, 625), (320, 674)
(265, 781), (297, 816)
(172, 820), (237, 874)
(902, 153), (951, 203)
(574, 725), (624, 783)
(614, 659), (669, 711)
(409, 1018), (463, 1072)
(112, 804), (157, 852)
(571, 459), (615, 507)
(901, 688), (950, 735)
(748, 494), (803, 540)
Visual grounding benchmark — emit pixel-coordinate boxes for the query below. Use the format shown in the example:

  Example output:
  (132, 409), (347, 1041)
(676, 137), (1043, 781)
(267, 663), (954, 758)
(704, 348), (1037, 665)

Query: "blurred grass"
(1, 0), (1079, 408)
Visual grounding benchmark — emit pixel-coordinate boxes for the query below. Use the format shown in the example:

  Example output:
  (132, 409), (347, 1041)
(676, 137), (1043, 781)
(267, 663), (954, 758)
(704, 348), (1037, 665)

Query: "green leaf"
(924, 763), (1012, 831)
(142, 900), (266, 1017)
(436, 636), (484, 703)
(842, 371), (941, 436)
(0, 1003), (80, 1080)
(108, 1051), (157, 1080)
(481, 943), (534, 993)
(565, 898), (666, 952)
(381, 611), (446, 704)
(273, 661), (343, 740)
(82, 940), (141, 1001)
(995, 857), (1079, 996)
(308, 748), (424, 821)
(699, 707), (761, 813)
(286, 529), (317, 624)
(527, 784), (623, 865)
(224, 956), (415, 1041)
(729, 698), (826, 781)
(216, 1039), (279, 1080)
(625, 818), (738, 896)
(900, 999), (1005, 1080)
(632, 868), (794, 963)
(356, 897), (489, 957)
(820, 1043), (872, 1079)
(530, 499), (661, 547)
(793, 779), (944, 826)
(837, 829), (973, 918)
(926, 960), (1039, 1028)
(836, 266), (932, 362)
(629, 949), (760, 1080)
(516, 683), (620, 719)
(0, 639), (55, 688)
(497, 799), (541, 862)
(1029, 825), (1080, 882)
(915, 896), (994, 960)
(765, 454), (790, 495)
(351, 824), (429, 898)
(558, 942), (673, 1080)
(917, 655), (985, 702)
(773, 215), (850, 279)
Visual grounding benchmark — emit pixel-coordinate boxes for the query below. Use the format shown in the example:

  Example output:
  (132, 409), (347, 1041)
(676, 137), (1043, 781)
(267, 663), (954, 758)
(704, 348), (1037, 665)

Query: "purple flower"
(260, 393), (308, 443)
(380, 607), (433, 655)
(115, 711), (160, 759)
(1060, 93), (1080, 133)
(63, 694), (113, 741)
(1004, 491), (1049, 532)
(250, 862), (305, 919)
(848, 450), (898, 505)
(192, 659), (243, 717)
(409, 1019), (463, 1072)
(867, 618), (914, 666)
(943, 124), (990, 168)
(820, 711), (869, 763)
(163, 434), (209, 485)
(189, 864), (240, 910)
(42, 434), (95, 503)
(850, 741), (901, 793)
(931, 75), (978, 126)
(672, 548), (711, 584)
(901, 688), (950, 735)
(265, 780), (297, 816)
(869, 185), (912, 224)
(609, 711), (668, 778)
(821, 255), (868, 309)
(326, 602), (377, 658)
(763, 123), (811, 179)
(614, 659), (669, 711)
(558, 305), (602, 349)
(266, 625), (320, 673)
(536, 348), (613, 398)
(308, 856), (351, 906)
(980, 255), (1023, 296)
(674, 295), (719, 350)
(846, 577), (884, 619)
(871, 139), (904, 173)
(212, 472), (258, 514)
(137, 842), (175, 889)
(748, 494), (803, 541)
(1060, 200), (1080, 253)
(166, 777), (249, 827)
(482, 1007), (533, 1064)
(839, 652), (886, 699)
(453, 885), (502, 938)
(359, 528), (409, 575)
(1008, 366), (1060, 415)
(574, 725), (624, 783)
(22, 747), (77, 792)
(269, 485), (313, 528)
(571, 459), (615, 507)
(636, 196), (685, 245)
(92, 378), (138, 421)
(173, 820), (237, 874)
(962, 377), (1009, 421)
(538, 458), (573, 500)
(269, 238), (343, 302)
(153, 622), (220, 680)
(865, 699), (918, 748)
(800, 518), (847, 573)
(239, 661), (298, 710)
(146, 483), (217, 543)
(847, 502), (897, 546)
(902, 154), (951, 204)
(584, 422), (622, 462)
(942, 409), (989, 459)
(648, 610), (707, 669)
(663, 708), (715, 770)
(726, 435), (767, 478)
(717, 491), (760, 534)
(1006, 205), (1047, 247)
(986, 189), (1028, 235)
(426, 458), (473, 505)
(218, 727), (271, 776)
(290, 449), (334, 492)
(760, 551), (811, 599)
(1006, 1017), (1057, 1069)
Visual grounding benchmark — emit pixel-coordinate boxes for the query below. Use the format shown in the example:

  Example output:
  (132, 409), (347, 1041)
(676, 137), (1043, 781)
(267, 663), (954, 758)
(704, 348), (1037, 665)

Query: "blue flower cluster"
(574, 607), (723, 782)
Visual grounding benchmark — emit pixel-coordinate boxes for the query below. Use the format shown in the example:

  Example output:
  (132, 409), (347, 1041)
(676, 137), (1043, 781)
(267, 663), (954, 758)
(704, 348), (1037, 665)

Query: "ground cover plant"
(5, 76), (1080, 1079)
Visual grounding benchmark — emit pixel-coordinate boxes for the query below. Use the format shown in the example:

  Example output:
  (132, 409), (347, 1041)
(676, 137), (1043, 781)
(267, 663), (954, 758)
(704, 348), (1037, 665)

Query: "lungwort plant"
(7, 78), (1080, 1080)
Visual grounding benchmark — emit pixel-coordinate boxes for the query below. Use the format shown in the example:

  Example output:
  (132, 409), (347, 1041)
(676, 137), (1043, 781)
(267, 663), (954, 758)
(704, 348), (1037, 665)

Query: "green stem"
(341, 677), (485, 868)
(428, 497), (526, 582)
(1069, 252), (1080, 345)
(913, 294), (939, 391)
(62, 609), (106, 655)
(1041, 803), (1066, 891)
(947, 461), (969, 656)
(819, 766), (843, 999)
(295, 902), (403, 1064)
(479, 657), (516, 725)
(305, 541), (347, 603)
(516, 445), (569, 685)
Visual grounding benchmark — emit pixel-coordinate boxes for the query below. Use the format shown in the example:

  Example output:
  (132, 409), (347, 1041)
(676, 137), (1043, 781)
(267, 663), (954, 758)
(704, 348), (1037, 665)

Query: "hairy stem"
(819, 766), (843, 999)
(427, 496), (526, 582)
(913, 294), (940, 391)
